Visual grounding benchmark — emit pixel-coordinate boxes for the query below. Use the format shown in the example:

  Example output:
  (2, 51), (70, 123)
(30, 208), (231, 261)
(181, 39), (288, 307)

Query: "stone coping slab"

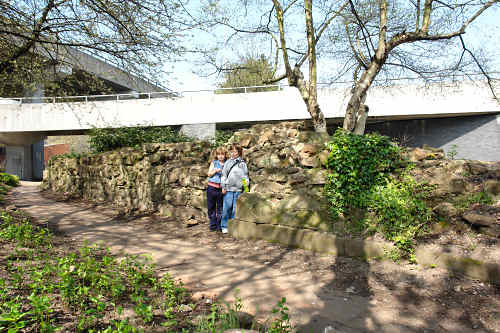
(229, 219), (500, 284)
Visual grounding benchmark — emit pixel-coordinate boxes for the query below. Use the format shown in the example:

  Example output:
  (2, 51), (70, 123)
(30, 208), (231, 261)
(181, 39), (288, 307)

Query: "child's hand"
(222, 189), (227, 194)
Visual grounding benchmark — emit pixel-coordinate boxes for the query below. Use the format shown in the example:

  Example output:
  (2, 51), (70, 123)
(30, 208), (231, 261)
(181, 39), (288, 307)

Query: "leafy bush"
(88, 126), (191, 153)
(0, 173), (19, 187)
(364, 173), (433, 257)
(215, 129), (234, 147)
(324, 129), (403, 218)
(48, 151), (89, 163)
(324, 129), (433, 257)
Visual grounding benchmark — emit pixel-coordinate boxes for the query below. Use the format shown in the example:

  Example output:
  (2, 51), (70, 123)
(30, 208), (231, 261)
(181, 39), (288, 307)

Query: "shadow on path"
(8, 182), (499, 333)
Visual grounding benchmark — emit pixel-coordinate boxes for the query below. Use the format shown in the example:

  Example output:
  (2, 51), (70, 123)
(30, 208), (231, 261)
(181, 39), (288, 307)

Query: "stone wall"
(42, 121), (500, 238)
(42, 121), (500, 281)
(42, 121), (335, 231)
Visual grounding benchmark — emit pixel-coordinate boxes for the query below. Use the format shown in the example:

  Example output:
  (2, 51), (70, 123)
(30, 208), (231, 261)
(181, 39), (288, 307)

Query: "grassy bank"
(0, 209), (291, 332)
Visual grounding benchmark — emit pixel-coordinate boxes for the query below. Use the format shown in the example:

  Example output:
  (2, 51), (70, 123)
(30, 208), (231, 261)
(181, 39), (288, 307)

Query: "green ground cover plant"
(324, 129), (434, 259)
(0, 173), (19, 187)
(453, 190), (493, 215)
(88, 126), (191, 153)
(0, 173), (19, 203)
(48, 150), (89, 162)
(0, 209), (292, 332)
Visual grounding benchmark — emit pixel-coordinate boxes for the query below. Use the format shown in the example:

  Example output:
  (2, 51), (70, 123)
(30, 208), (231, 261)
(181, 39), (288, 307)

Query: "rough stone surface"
(485, 179), (500, 196)
(462, 212), (497, 227)
(230, 219), (397, 259)
(433, 202), (458, 218)
(415, 246), (500, 283)
(43, 122), (335, 228)
(467, 161), (489, 175)
(410, 148), (428, 162)
(43, 120), (500, 259)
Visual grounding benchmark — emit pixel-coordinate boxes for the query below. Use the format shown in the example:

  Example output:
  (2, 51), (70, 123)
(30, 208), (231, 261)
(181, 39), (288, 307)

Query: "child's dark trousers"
(206, 185), (223, 231)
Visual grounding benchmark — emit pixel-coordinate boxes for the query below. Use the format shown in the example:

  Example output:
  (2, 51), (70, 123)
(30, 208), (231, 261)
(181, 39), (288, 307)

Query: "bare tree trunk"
(305, 0), (327, 133)
(344, 0), (388, 135)
(309, 102), (327, 133)
(292, 67), (327, 133)
(343, 61), (381, 134)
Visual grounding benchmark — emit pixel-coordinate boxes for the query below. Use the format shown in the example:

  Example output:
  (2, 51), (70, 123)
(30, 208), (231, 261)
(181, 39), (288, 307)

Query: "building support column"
(180, 123), (216, 142)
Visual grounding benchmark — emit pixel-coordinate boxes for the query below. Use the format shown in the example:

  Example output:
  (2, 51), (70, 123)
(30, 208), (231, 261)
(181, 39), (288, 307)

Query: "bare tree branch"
(348, 0), (374, 59)
(458, 35), (499, 102)
(315, 0), (349, 44)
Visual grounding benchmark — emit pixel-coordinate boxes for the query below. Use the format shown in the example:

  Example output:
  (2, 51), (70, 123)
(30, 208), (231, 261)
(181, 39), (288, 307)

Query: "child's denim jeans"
(221, 191), (241, 230)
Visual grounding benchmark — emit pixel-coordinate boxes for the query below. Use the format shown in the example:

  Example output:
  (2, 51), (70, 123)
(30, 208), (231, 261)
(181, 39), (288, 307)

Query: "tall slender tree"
(202, 0), (499, 133)
(203, 0), (349, 132)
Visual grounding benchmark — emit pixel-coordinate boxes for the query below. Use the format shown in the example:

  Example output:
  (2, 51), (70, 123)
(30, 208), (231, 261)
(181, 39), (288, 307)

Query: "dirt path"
(8, 182), (500, 333)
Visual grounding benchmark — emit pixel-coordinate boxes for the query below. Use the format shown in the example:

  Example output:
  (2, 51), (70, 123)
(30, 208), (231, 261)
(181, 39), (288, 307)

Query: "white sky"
(165, 2), (500, 93)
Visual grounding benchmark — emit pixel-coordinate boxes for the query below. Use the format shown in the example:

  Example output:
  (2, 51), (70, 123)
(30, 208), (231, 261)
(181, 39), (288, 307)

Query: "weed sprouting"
(0, 210), (294, 332)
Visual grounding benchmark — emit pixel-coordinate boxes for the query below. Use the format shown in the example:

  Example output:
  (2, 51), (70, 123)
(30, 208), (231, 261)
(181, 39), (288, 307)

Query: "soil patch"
(7, 184), (500, 332)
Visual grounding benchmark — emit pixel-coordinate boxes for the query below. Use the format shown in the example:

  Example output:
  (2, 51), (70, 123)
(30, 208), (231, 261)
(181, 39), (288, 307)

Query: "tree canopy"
(200, 0), (500, 133)
(217, 54), (278, 94)
(0, 0), (197, 96)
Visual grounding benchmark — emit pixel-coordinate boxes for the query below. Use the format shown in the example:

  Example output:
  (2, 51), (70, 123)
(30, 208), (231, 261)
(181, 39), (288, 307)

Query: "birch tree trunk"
(343, 61), (383, 134)
(342, 0), (498, 135)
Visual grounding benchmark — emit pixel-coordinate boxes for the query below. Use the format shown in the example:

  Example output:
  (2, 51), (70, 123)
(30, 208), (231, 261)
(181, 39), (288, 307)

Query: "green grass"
(453, 190), (493, 214)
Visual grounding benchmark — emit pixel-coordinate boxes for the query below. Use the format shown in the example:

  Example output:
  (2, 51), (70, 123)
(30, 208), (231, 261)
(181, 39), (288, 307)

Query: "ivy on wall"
(88, 126), (191, 153)
(324, 129), (434, 258)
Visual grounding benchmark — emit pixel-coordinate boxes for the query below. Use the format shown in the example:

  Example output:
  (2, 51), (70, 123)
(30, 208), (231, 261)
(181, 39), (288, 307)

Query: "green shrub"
(215, 129), (234, 147)
(88, 126), (191, 153)
(324, 129), (433, 257)
(365, 173), (433, 256)
(48, 151), (87, 163)
(324, 129), (403, 218)
(0, 173), (19, 187)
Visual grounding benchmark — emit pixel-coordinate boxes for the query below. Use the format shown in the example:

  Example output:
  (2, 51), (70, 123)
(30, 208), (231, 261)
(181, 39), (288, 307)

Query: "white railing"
(0, 83), (287, 105)
(0, 72), (498, 105)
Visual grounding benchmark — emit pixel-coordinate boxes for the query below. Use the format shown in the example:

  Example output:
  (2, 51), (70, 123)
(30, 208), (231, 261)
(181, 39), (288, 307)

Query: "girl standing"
(207, 148), (227, 232)
(220, 144), (249, 234)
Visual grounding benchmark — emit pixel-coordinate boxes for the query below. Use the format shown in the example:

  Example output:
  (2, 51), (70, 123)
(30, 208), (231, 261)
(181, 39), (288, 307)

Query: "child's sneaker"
(222, 228), (228, 234)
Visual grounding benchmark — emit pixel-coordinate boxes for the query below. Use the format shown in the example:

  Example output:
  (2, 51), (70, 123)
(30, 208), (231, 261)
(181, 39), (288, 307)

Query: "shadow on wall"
(366, 114), (500, 161)
(0, 146), (5, 171)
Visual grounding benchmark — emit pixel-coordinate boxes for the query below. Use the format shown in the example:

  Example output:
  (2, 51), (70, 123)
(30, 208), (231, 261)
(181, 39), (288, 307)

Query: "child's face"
(217, 153), (226, 162)
(230, 149), (239, 159)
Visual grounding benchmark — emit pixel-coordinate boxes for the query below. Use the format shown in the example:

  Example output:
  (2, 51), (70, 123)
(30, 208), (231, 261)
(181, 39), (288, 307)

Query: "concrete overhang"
(43, 45), (165, 93)
(0, 132), (46, 145)
(3, 30), (165, 93)
(0, 80), (498, 135)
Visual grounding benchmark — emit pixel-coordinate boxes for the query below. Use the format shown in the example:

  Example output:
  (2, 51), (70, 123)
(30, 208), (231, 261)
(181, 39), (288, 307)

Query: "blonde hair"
(212, 147), (227, 160)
